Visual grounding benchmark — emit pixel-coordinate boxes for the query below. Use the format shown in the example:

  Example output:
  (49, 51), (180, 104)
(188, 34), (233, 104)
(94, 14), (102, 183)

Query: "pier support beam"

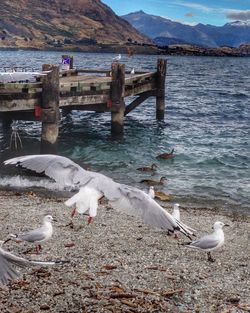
(156, 59), (167, 120)
(40, 64), (60, 154)
(110, 63), (125, 135)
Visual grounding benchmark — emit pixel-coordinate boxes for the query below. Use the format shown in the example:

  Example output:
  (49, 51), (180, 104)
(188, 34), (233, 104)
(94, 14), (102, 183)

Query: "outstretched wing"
(4, 154), (93, 187)
(5, 154), (193, 238)
(0, 246), (66, 285)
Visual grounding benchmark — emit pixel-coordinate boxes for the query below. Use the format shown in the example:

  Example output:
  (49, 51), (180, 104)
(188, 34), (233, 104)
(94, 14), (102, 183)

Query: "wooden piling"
(110, 63), (125, 135)
(156, 59), (167, 120)
(41, 64), (60, 153)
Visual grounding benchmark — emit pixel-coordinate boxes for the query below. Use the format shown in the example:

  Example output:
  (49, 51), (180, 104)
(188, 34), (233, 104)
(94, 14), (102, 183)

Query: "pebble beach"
(0, 189), (249, 313)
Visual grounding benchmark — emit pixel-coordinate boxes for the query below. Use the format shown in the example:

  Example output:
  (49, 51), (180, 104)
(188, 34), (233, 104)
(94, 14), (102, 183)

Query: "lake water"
(0, 50), (249, 215)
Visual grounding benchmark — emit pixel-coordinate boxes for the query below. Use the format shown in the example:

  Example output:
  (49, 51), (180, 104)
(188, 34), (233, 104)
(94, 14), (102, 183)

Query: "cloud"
(175, 1), (213, 13)
(226, 10), (250, 21)
(185, 12), (194, 18)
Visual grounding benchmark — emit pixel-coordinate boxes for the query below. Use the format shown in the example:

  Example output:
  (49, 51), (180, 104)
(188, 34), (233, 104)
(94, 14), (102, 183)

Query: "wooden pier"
(0, 58), (166, 152)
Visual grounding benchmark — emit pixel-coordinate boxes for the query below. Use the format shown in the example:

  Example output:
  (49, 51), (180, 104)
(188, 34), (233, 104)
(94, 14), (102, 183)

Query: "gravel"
(0, 189), (249, 313)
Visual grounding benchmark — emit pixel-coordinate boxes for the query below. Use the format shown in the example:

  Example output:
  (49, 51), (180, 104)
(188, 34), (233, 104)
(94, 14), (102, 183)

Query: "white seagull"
(5, 215), (54, 254)
(148, 186), (155, 199)
(4, 154), (195, 239)
(182, 221), (229, 262)
(0, 240), (67, 285)
(113, 54), (121, 61)
(65, 186), (103, 224)
(0, 71), (50, 83)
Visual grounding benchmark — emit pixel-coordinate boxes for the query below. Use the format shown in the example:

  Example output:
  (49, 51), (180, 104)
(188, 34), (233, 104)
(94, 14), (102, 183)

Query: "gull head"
(213, 221), (229, 230)
(43, 215), (54, 223)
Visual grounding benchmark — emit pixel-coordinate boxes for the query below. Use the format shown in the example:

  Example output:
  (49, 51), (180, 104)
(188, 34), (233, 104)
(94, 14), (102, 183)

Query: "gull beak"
(53, 218), (58, 222)
(224, 224), (230, 227)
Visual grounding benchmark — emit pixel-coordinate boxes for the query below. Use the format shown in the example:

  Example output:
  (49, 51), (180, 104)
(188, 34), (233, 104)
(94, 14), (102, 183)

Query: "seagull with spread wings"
(4, 154), (195, 239)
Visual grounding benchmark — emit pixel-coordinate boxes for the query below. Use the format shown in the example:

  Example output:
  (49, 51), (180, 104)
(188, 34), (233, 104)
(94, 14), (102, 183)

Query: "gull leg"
(35, 245), (40, 254)
(207, 252), (215, 262)
(64, 208), (77, 228)
(71, 207), (77, 217)
(88, 216), (93, 225)
(174, 232), (179, 240)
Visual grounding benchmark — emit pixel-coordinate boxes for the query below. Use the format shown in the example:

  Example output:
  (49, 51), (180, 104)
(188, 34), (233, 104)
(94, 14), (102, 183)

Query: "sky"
(101, 0), (250, 26)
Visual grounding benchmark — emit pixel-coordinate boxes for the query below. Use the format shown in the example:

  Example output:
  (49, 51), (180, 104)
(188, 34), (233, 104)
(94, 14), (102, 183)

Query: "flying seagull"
(0, 240), (67, 285)
(181, 221), (229, 262)
(65, 186), (102, 224)
(5, 215), (54, 254)
(4, 154), (194, 238)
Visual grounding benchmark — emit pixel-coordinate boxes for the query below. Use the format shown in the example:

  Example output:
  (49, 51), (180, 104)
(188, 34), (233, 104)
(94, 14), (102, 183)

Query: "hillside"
(0, 0), (152, 51)
(122, 11), (250, 48)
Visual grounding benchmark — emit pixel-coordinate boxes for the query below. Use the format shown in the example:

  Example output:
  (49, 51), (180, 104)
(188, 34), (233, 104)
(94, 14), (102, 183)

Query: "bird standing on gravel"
(182, 221), (229, 262)
(5, 215), (54, 254)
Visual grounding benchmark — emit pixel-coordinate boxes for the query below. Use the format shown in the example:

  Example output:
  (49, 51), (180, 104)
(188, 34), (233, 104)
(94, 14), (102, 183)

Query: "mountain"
(0, 0), (152, 51)
(122, 11), (250, 48)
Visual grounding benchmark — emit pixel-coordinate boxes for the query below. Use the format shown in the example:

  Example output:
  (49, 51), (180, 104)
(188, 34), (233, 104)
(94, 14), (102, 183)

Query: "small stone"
(40, 304), (50, 310)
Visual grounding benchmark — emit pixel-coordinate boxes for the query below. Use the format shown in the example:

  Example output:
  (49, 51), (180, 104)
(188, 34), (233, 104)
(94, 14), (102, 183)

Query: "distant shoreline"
(0, 43), (250, 57)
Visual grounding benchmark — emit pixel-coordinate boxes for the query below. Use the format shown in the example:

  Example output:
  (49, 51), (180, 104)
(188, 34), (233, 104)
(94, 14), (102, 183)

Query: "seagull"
(170, 203), (196, 238)
(140, 176), (167, 186)
(181, 221), (229, 262)
(65, 186), (103, 224)
(0, 71), (50, 83)
(4, 154), (195, 238)
(130, 68), (135, 75)
(0, 240), (68, 285)
(148, 186), (155, 199)
(172, 203), (180, 221)
(137, 163), (158, 172)
(5, 215), (54, 254)
(113, 54), (121, 61)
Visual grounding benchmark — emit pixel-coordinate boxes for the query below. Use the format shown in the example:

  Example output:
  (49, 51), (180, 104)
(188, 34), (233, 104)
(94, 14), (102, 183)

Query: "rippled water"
(0, 50), (249, 215)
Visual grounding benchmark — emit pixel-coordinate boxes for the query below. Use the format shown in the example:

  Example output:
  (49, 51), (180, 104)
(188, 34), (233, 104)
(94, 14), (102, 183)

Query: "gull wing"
(16, 227), (47, 243)
(5, 154), (193, 238)
(188, 234), (220, 250)
(4, 154), (93, 187)
(0, 246), (66, 285)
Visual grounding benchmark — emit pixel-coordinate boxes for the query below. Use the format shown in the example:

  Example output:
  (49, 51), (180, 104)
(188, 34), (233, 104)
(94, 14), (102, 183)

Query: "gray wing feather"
(17, 227), (46, 243)
(4, 154), (91, 187)
(0, 247), (64, 285)
(189, 235), (220, 250)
